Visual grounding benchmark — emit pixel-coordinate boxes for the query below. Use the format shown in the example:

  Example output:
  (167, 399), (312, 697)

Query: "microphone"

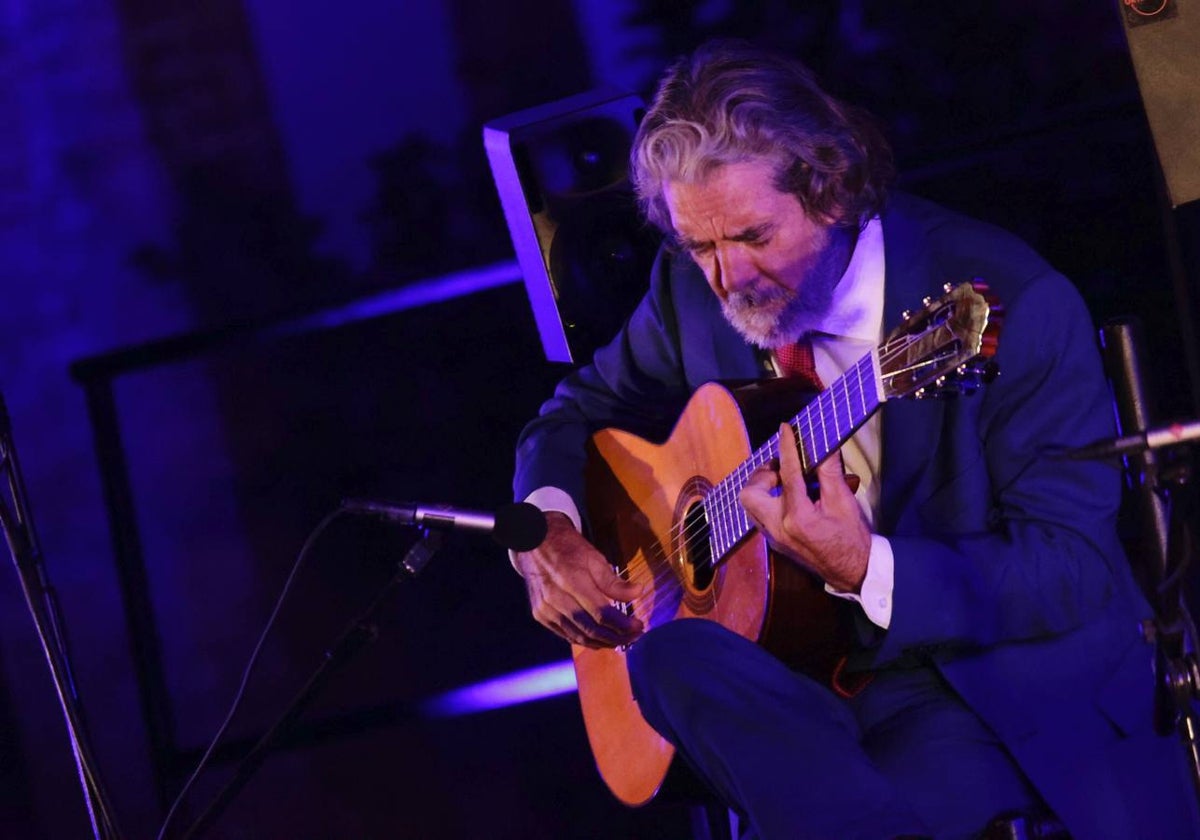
(340, 499), (548, 551)
(1057, 419), (1200, 460)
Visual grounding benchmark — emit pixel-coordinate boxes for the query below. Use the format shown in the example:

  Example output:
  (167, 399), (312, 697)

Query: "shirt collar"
(813, 216), (885, 343)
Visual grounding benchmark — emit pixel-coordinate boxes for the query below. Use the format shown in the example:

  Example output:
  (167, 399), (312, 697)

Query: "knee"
(627, 619), (731, 736)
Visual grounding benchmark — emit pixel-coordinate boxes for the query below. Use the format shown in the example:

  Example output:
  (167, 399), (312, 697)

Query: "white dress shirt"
(783, 217), (893, 629)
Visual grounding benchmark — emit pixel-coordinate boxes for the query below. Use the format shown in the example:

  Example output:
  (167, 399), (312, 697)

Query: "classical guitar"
(576, 281), (1002, 806)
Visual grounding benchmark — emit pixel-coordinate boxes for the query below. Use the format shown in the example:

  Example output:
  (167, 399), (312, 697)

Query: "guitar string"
(618, 329), (924, 604)
(615, 326), (934, 603)
(613, 327), (935, 613)
(614, 384), (868, 615)
(614, 376), (856, 599)
(632, 296), (987, 603)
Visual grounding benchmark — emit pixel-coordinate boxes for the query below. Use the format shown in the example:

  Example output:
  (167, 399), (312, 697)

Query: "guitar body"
(578, 381), (844, 806)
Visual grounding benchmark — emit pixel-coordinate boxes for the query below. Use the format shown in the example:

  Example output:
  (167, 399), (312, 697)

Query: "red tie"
(776, 338), (824, 389)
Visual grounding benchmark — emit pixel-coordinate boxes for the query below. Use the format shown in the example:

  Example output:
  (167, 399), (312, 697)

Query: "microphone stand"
(180, 528), (445, 839)
(0, 395), (122, 839)
(1150, 457), (1200, 767)
(1100, 320), (1200, 801)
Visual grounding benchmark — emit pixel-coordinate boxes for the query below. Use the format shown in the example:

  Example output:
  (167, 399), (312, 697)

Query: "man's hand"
(740, 423), (870, 593)
(513, 512), (646, 648)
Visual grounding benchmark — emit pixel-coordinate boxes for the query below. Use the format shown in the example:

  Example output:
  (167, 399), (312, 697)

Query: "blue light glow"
(270, 259), (522, 338)
(421, 659), (577, 717)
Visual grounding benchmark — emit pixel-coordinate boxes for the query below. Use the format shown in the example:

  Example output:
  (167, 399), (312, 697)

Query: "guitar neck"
(705, 348), (885, 563)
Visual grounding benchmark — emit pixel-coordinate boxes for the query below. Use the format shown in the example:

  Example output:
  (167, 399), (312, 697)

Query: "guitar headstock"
(881, 280), (1002, 400)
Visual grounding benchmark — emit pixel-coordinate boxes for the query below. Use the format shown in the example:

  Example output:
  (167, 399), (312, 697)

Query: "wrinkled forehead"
(663, 159), (800, 238)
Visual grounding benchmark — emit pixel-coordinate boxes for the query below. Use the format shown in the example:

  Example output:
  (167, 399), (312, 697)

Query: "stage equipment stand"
(0, 394), (123, 839)
(1100, 319), (1200, 800)
(180, 528), (445, 839)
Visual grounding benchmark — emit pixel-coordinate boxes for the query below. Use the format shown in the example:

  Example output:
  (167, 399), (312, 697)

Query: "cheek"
(762, 249), (810, 292)
(693, 254), (723, 297)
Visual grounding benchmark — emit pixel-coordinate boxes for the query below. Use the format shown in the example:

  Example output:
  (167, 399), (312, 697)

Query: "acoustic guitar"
(576, 281), (1002, 806)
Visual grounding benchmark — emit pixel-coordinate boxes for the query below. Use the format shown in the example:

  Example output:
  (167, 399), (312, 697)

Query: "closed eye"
(674, 235), (713, 256)
(729, 224), (774, 246)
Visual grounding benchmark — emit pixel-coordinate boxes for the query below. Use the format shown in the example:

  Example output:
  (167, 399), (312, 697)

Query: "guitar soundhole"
(681, 501), (714, 591)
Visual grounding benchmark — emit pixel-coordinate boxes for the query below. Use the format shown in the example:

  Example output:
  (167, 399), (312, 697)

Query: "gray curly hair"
(632, 40), (894, 233)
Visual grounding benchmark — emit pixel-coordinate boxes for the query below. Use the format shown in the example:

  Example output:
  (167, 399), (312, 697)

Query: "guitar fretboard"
(703, 349), (884, 563)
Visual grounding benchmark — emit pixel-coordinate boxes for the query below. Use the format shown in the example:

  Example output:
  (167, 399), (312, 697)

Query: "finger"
(541, 599), (632, 648)
(547, 617), (605, 648)
(777, 423), (803, 485)
(745, 461), (779, 483)
(740, 468), (781, 523)
(740, 468), (774, 504)
(587, 555), (648, 619)
(575, 567), (644, 637)
(524, 563), (636, 645)
(815, 450), (855, 507)
(595, 567), (646, 603)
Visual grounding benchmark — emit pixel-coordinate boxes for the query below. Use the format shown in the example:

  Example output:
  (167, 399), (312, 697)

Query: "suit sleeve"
(872, 270), (1141, 664)
(512, 248), (692, 515)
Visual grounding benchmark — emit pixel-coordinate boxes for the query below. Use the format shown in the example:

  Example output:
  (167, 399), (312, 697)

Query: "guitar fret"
(802, 408), (817, 471)
(856, 358), (867, 416)
(721, 486), (733, 555)
(704, 342), (891, 568)
(708, 497), (721, 560)
(843, 383), (851, 437)
(830, 387), (840, 443)
(816, 395), (828, 462)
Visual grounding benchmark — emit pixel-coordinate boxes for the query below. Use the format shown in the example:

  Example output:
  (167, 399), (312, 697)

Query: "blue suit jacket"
(514, 193), (1198, 837)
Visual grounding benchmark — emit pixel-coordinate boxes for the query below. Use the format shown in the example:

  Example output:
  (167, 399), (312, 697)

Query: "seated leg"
(627, 619), (927, 839)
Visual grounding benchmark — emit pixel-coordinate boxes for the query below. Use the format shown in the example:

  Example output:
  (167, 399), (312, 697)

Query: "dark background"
(0, 1), (1197, 837)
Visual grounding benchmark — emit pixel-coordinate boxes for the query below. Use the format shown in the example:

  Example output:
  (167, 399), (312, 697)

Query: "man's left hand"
(740, 422), (870, 593)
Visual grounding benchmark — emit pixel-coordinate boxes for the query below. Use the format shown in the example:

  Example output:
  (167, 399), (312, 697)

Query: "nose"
(713, 243), (757, 298)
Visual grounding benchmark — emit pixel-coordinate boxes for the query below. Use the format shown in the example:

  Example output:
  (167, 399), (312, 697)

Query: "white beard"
(720, 268), (840, 349)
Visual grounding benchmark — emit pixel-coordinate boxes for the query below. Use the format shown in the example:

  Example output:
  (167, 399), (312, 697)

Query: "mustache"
(725, 284), (791, 311)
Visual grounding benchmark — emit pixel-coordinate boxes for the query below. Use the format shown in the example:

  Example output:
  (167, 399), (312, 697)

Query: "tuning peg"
(901, 309), (912, 321)
(922, 296), (933, 307)
(913, 387), (927, 400)
(943, 282), (954, 294)
(959, 360), (999, 384)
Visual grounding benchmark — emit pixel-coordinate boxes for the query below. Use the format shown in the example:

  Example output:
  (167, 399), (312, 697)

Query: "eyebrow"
(729, 223), (775, 243)
(675, 222), (775, 251)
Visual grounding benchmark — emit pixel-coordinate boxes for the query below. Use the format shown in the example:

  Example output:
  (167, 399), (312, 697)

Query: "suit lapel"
(684, 260), (768, 385)
(878, 196), (946, 534)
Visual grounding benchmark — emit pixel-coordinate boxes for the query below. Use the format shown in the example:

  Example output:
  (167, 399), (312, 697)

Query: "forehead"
(663, 159), (799, 238)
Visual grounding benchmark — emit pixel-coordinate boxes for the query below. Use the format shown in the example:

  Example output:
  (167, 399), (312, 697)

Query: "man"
(512, 40), (1197, 838)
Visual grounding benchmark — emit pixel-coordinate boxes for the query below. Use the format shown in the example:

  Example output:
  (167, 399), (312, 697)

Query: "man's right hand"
(513, 511), (646, 648)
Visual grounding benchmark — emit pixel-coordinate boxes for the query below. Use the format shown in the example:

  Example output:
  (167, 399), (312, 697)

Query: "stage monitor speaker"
(485, 89), (660, 364)
(1119, 0), (1200, 207)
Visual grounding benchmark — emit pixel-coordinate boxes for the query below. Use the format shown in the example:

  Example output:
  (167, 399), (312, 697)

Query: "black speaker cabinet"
(484, 89), (660, 364)
(1120, 0), (1200, 207)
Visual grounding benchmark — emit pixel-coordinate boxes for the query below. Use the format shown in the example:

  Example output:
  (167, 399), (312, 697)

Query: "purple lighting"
(422, 659), (577, 717)
(279, 259), (523, 336)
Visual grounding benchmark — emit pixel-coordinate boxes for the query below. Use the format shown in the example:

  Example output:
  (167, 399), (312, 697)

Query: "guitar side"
(577, 382), (838, 806)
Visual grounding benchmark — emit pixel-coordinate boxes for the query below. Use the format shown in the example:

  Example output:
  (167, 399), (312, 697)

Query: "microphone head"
(492, 502), (548, 552)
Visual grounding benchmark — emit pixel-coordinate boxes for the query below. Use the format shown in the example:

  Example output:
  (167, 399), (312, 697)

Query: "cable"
(154, 508), (345, 840)
(0, 413), (123, 839)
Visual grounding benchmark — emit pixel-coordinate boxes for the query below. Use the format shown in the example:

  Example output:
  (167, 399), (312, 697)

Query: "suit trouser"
(627, 619), (1043, 840)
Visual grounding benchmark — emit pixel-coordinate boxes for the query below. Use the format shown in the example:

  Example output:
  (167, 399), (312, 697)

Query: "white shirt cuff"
(824, 534), (894, 629)
(508, 487), (581, 571)
(522, 486), (581, 530)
